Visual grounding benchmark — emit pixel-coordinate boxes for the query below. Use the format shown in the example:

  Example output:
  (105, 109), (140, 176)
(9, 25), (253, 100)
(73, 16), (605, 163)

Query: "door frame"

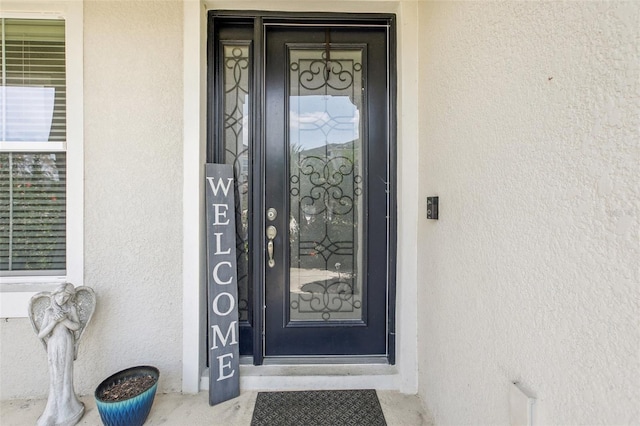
(207, 10), (397, 366)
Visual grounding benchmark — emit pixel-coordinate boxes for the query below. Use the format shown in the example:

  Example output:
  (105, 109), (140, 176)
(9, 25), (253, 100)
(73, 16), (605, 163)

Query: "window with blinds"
(1, 18), (67, 276)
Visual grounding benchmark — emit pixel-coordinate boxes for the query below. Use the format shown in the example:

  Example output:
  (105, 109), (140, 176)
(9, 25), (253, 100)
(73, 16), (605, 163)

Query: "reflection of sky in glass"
(290, 95), (359, 150)
(1, 86), (55, 141)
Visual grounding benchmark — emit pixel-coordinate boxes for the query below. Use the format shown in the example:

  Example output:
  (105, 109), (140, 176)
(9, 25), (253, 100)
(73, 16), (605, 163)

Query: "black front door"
(209, 13), (395, 362)
(263, 25), (390, 357)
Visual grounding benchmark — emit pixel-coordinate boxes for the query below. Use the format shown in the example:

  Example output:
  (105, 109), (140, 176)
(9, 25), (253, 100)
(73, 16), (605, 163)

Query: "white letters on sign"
(205, 164), (240, 406)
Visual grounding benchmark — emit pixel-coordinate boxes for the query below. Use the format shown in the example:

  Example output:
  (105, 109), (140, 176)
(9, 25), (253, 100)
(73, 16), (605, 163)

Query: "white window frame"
(0, 1), (83, 318)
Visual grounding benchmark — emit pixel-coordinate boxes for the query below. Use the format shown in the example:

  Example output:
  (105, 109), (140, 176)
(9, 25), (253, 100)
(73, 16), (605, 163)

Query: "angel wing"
(72, 286), (96, 359)
(28, 291), (53, 352)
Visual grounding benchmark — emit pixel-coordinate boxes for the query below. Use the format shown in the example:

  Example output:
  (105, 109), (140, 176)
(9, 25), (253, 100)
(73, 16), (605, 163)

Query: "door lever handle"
(266, 225), (277, 268)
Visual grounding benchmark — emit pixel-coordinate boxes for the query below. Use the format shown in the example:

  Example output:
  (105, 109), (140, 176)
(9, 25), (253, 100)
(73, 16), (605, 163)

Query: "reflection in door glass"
(288, 46), (364, 321)
(223, 43), (250, 322)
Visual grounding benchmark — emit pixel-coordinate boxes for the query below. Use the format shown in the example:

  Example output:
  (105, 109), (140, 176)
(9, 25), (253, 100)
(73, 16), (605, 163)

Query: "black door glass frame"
(207, 11), (397, 366)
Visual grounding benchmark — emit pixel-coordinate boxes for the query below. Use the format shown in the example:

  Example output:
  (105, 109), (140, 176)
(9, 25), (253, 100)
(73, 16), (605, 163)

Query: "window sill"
(0, 278), (65, 318)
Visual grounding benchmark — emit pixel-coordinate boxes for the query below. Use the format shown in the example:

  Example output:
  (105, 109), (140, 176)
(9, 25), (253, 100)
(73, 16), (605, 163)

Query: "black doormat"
(251, 389), (387, 426)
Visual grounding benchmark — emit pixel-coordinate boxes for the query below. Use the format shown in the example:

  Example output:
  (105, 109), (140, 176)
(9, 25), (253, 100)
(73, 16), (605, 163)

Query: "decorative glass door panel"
(213, 31), (255, 356)
(222, 43), (251, 323)
(288, 46), (365, 322)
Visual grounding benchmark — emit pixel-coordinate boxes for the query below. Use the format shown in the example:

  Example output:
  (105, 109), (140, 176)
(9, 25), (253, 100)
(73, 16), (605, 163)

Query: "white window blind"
(1, 18), (67, 276)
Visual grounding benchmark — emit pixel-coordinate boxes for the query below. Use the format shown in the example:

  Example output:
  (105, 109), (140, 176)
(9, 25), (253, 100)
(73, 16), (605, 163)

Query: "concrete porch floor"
(0, 390), (432, 425)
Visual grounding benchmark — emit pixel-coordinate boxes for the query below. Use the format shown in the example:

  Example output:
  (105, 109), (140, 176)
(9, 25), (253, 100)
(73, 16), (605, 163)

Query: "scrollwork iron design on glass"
(292, 51), (358, 92)
(291, 263), (362, 321)
(223, 44), (250, 322)
(298, 155), (355, 218)
(288, 46), (365, 321)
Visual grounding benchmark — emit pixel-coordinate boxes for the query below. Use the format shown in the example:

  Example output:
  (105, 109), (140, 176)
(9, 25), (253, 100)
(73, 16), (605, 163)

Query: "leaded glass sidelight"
(222, 43), (251, 322)
(288, 45), (365, 322)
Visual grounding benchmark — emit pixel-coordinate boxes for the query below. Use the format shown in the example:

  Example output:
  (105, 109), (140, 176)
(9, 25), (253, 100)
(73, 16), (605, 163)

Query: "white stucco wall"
(0, 0), (184, 398)
(82, 0), (184, 394)
(417, 1), (639, 424)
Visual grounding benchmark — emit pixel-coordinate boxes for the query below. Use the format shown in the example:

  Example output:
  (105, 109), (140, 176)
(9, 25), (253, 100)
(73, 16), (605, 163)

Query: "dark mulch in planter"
(99, 375), (157, 402)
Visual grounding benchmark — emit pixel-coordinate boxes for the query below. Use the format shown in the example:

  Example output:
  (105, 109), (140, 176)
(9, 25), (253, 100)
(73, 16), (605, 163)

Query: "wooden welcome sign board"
(205, 164), (240, 406)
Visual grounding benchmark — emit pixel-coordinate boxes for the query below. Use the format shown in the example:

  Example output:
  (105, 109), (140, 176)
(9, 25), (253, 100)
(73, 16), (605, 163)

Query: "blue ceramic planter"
(95, 366), (159, 426)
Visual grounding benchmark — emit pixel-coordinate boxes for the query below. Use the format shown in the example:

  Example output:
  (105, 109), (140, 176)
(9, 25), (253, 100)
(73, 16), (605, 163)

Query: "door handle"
(266, 225), (277, 268)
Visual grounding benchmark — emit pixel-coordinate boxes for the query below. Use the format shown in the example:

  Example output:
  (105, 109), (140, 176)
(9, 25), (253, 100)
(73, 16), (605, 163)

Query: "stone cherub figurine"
(29, 283), (96, 426)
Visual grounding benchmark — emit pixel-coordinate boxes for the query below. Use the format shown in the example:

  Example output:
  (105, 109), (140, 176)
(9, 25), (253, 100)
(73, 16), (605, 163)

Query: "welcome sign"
(205, 164), (240, 406)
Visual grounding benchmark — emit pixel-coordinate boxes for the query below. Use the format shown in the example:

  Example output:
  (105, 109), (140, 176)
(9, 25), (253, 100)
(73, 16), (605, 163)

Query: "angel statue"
(29, 283), (96, 426)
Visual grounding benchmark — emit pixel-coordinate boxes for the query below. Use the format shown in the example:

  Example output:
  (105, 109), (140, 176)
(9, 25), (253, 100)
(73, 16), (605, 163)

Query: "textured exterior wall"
(417, 1), (639, 424)
(0, 0), (184, 398)
(81, 0), (184, 395)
